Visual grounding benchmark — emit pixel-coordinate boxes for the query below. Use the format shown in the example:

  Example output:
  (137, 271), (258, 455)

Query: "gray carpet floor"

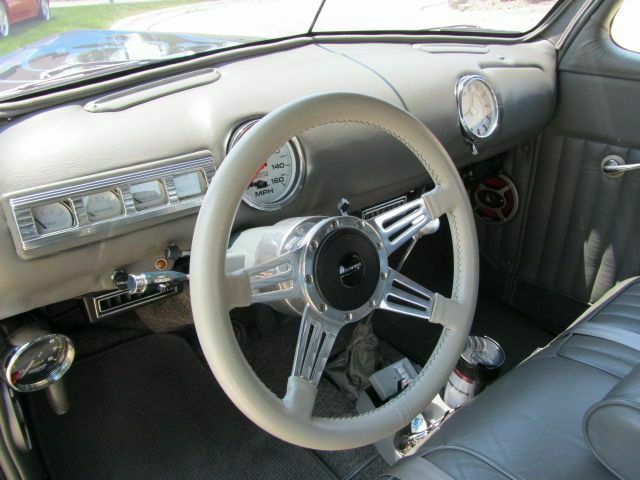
(28, 334), (337, 480)
(28, 315), (395, 480)
(238, 317), (398, 479)
(178, 316), (397, 479)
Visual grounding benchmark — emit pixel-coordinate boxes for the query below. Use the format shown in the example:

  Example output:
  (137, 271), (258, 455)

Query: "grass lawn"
(0, 1), (208, 57)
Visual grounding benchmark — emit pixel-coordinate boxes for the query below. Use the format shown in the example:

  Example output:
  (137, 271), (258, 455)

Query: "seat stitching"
(556, 350), (626, 379)
(619, 291), (640, 297)
(595, 310), (640, 320)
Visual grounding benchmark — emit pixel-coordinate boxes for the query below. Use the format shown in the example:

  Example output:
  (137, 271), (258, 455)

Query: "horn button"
(314, 229), (381, 311)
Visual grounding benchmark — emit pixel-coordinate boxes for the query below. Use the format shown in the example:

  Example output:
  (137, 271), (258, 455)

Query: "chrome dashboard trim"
(6, 153), (214, 258)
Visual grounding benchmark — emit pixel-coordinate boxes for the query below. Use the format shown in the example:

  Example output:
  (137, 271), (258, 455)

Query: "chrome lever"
(603, 163), (640, 173)
(114, 271), (189, 294)
(602, 155), (639, 178)
(395, 408), (455, 457)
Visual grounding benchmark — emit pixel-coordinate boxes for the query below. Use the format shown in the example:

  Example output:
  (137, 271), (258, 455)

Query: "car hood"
(0, 29), (243, 97)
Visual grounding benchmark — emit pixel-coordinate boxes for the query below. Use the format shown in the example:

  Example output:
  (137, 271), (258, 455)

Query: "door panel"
(518, 132), (640, 304)
(509, 0), (640, 331)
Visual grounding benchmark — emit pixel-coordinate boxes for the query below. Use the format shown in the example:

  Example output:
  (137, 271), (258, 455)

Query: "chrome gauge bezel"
(4, 152), (215, 259)
(227, 119), (306, 212)
(455, 75), (500, 142)
(3, 334), (75, 393)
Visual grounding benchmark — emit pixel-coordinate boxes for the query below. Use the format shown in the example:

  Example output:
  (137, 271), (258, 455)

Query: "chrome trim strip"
(8, 154), (215, 254)
(85, 286), (181, 322)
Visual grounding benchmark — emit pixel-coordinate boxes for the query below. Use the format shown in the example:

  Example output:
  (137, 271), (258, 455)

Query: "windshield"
(0, 0), (560, 100)
(314, 0), (559, 33)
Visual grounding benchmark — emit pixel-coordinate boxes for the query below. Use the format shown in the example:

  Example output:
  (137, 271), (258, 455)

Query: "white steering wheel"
(190, 92), (478, 450)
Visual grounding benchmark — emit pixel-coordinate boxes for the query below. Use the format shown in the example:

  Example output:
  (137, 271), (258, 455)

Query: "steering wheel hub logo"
(338, 253), (364, 287)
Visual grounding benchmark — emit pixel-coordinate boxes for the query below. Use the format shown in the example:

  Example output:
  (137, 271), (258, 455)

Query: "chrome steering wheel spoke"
(376, 270), (467, 331)
(370, 184), (455, 256)
(292, 305), (341, 385)
(225, 246), (304, 309)
(247, 247), (303, 303)
(371, 197), (434, 255)
(378, 269), (435, 320)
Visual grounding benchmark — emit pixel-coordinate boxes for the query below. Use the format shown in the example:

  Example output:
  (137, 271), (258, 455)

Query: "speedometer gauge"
(456, 75), (499, 141)
(228, 119), (306, 211)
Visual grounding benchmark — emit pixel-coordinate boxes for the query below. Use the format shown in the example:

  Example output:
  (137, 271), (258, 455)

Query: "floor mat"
(180, 318), (393, 480)
(27, 334), (336, 480)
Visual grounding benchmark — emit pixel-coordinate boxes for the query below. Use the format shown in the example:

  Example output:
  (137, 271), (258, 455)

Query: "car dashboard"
(0, 40), (556, 320)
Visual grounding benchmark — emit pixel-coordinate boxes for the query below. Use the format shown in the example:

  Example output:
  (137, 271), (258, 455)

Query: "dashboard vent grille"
(83, 286), (181, 322)
(361, 196), (407, 220)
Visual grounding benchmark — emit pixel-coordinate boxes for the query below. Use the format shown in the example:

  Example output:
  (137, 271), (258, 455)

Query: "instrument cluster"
(5, 153), (215, 258)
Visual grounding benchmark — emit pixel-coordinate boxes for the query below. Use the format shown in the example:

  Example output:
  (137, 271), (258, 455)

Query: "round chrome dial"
(228, 119), (305, 211)
(3, 334), (74, 393)
(456, 75), (499, 141)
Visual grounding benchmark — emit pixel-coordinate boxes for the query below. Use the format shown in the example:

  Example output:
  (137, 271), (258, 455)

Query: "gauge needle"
(248, 180), (269, 189)
(21, 353), (41, 376)
(250, 163), (268, 182)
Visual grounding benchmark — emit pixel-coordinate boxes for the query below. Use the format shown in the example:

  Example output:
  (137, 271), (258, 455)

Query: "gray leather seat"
(382, 278), (640, 480)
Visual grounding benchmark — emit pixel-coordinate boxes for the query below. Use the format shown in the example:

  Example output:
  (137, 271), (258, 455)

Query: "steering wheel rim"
(190, 92), (479, 450)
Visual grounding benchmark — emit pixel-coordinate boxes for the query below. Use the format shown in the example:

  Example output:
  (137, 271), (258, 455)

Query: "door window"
(611, 0), (640, 53)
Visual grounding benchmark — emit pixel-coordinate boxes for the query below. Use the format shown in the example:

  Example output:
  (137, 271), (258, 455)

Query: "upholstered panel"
(475, 144), (536, 287)
(517, 131), (640, 304)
